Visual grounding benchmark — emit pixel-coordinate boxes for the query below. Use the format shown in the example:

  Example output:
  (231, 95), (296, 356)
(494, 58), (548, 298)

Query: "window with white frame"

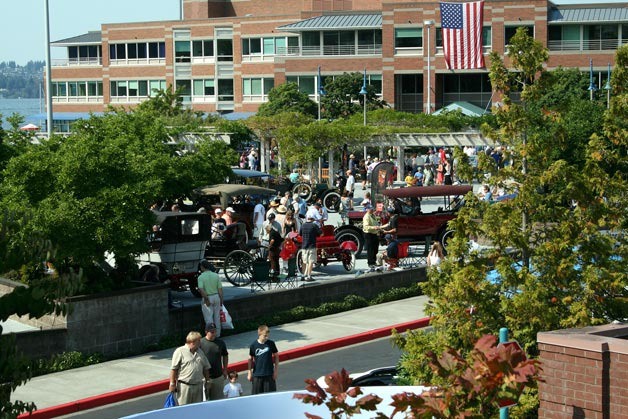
(286, 76), (315, 95)
(395, 28), (423, 49)
(192, 40), (214, 57)
(51, 81), (102, 101)
(242, 36), (296, 59)
(109, 42), (165, 63)
(242, 77), (274, 101)
(193, 79), (215, 96)
(110, 80), (166, 98)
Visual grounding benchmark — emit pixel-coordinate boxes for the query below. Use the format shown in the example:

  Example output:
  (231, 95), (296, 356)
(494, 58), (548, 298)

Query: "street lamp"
(423, 19), (435, 114)
(603, 62), (611, 109)
(359, 68), (368, 126)
(588, 58), (597, 101)
(317, 66), (326, 121)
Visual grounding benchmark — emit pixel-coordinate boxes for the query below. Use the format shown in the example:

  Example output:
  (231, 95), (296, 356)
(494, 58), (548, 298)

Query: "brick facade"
(538, 324), (628, 419)
(49, 0), (621, 118)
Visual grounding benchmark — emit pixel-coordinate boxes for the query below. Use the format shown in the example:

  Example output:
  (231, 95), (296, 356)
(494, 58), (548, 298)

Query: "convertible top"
(193, 184), (277, 208)
(231, 168), (272, 179)
(382, 185), (473, 199)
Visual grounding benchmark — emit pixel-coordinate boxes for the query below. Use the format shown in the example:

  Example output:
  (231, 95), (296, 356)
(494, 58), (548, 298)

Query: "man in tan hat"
(275, 204), (288, 229)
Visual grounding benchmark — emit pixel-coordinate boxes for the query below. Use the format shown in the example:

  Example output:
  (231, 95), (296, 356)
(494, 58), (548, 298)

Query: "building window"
(395, 28), (423, 48)
(286, 76), (316, 95)
(243, 77), (274, 101)
(175, 41), (191, 63)
(505, 25), (534, 46)
(217, 79), (234, 101)
(110, 42), (165, 62)
(242, 37), (292, 58)
(441, 73), (492, 109)
(584, 24), (619, 50)
(216, 39), (233, 62)
(358, 30), (382, 53)
(110, 80), (165, 99)
(67, 45), (101, 64)
(192, 40), (214, 57)
(368, 74), (383, 95)
(193, 79), (215, 96)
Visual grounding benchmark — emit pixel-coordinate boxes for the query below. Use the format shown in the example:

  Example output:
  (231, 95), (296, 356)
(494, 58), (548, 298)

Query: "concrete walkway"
(12, 296), (430, 416)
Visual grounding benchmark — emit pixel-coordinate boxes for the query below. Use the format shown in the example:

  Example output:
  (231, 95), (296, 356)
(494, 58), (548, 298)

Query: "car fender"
(340, 240), (358, 252)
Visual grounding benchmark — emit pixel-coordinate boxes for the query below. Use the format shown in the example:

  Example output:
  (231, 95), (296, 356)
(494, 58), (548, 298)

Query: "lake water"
(0, 98), (43, 129)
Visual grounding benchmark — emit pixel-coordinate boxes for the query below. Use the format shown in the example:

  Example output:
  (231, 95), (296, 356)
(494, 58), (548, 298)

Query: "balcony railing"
(275, 44), (382, 57)
(52, 57), (102, 67)
(52, 96), (103, 103)
(109, 58), (166, 66)
(548, 39), (627, 52)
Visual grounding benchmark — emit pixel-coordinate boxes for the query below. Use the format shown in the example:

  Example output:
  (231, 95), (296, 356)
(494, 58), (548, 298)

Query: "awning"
(51, 31), (102, 46)
(548, 7), (628, 23)
(277, 14), (382, 32)
(432, 101), (489, 117)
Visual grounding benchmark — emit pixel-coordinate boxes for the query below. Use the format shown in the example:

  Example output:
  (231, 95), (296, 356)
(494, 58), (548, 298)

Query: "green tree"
(394, 30), (627, 417)
(0, 106), (234, 291)
(256, 82), (317, 118)
(321, 72), (386, 120)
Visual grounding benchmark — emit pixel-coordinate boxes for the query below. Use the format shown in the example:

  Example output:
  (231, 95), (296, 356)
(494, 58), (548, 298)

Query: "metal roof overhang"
(548, 7), (628, 23)
(277, 14), (382, 32)
(366, 132), (494, 148)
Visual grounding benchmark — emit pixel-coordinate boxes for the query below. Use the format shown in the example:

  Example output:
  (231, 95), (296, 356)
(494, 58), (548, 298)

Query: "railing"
(51, 57), (102, 67)
(275, 44), (382, 57)
(548, 39), (626, 51)
(52, 96), (103, 103)
(109, 58), (166, 66)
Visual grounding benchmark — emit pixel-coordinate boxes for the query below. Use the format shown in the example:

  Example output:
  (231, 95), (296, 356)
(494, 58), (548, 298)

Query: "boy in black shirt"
(247, 324), (279, 394)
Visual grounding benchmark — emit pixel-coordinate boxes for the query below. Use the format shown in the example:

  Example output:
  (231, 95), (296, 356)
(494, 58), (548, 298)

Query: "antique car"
(333, 161), (472, 256)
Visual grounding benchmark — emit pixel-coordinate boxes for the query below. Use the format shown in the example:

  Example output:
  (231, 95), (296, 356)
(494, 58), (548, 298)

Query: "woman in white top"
(427, 242), (444, 268)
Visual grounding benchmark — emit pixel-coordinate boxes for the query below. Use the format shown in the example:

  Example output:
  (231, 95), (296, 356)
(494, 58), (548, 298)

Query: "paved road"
(58, 337), (402, 418)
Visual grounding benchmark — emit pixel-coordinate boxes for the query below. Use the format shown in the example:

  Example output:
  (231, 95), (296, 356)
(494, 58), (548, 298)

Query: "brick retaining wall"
(538, 323), (628, 419)
(3, 268), (426, 359)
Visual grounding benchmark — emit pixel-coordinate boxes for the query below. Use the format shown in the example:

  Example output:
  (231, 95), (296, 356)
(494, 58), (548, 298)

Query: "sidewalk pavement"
(13, 295), (431, 418)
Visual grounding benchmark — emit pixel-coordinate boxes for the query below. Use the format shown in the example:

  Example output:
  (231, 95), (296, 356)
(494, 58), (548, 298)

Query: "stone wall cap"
(538, 322), (628, 354)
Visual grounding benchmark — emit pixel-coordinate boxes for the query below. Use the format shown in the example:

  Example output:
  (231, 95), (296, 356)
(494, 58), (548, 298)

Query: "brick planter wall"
(3, 268), (426, 359)
(538, 323), (628, 419)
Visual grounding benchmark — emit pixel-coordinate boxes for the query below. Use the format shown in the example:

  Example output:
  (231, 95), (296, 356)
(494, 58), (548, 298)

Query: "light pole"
(317, 66), (326, 121)
(588, 58), (597, 101)
(44, 0), (53, 137)
(359, 68), (367, 126)
(604, 62), (611, 109)
(423, 20), (435, 114)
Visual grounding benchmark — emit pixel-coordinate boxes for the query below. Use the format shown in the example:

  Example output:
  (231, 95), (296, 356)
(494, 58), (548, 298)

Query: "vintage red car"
(334, 162), (472, 256)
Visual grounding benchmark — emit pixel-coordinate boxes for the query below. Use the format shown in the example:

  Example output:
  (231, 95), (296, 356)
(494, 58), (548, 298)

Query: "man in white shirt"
(305, 202), (323, 227)
(344, 170), (355, 210)
(252, 198), (265, 238)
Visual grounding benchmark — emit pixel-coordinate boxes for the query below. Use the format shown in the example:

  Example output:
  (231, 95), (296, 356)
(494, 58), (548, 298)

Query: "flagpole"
(44, 0), (53, 137)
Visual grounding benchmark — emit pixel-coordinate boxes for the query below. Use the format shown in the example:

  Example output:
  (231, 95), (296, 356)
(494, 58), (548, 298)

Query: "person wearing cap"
(222, 207), (236, 226)
(169, 331), (211, 405)
(376, 234), (399, 268)
(362, 204), (380, 267)
(198, 260), (223, 338)
(348, 153), (357, 176)
(259, 212), (281, 255)
(299, 214), (321, 281)
(200, 322), (229, 400)
(211, 209), (227, 240)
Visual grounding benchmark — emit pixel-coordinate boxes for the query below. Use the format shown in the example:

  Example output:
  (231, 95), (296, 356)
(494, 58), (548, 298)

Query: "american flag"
(440, 1), (485, 69)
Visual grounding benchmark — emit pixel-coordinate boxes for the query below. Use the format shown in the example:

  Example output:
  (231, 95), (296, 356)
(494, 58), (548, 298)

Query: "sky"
(0, 0), (181, 65)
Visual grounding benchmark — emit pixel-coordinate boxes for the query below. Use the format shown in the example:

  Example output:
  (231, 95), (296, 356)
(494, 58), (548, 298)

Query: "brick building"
(46, 0), (626, 129)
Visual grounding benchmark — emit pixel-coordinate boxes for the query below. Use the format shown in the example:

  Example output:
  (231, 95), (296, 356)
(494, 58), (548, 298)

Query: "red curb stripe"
(18, 316), (431, 418)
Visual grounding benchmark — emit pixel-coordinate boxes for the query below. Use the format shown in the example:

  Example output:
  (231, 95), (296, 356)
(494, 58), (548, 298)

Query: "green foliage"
(32, 351), (103, 376)
(257, 82), (317, 118)
(320, 72), (386, 120)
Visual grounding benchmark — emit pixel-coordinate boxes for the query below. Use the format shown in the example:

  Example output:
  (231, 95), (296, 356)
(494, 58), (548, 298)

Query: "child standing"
(247, 324), (279, 394)
(223, 371), (243, 398)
